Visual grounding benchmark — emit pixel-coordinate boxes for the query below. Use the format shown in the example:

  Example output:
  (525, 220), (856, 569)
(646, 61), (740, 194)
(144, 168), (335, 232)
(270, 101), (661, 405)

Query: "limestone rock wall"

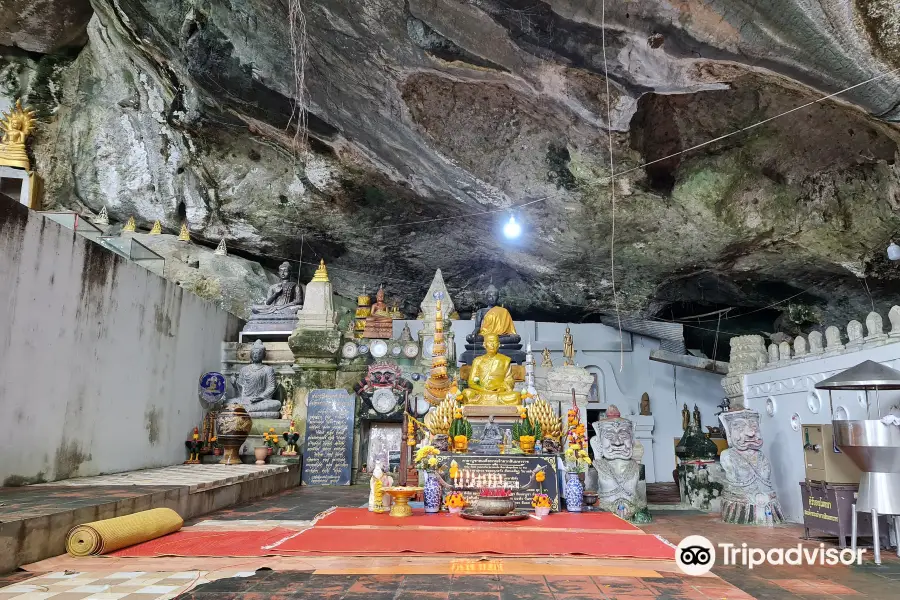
(2, 1), (900, 349)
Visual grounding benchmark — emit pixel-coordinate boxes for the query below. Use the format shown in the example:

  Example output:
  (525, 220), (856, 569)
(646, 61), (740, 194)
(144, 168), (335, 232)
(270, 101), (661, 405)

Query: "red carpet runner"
(110, 509), (674, 560)
(314, 508), (641, 531)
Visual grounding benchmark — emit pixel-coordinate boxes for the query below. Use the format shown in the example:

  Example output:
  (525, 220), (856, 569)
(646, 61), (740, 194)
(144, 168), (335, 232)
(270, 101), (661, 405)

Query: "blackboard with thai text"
(302, 389), (356, 486)
(450, 454), (560, 511)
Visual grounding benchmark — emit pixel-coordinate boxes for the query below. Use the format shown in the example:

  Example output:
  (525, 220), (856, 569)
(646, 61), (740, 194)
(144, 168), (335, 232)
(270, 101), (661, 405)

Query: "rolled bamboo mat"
(66, 508), (184, 557)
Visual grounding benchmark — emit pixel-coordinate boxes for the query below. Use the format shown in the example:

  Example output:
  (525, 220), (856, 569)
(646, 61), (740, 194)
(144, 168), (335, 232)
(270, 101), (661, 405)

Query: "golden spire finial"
(0, 100), (36, 171)
(149, 220), (162, 235)
(178, 222), (190, 242)
(312, 259), (329, 282)
(123, 216), (136, 232)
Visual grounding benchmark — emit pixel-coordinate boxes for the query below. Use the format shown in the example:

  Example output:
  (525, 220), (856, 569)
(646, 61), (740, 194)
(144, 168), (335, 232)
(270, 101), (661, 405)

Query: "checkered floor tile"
(0, 571), (206, 600)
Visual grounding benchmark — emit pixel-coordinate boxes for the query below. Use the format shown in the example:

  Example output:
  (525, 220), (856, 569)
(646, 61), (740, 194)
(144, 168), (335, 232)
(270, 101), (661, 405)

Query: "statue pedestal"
(540, 365), (593, 425)
(626, 415), (656, 483)
(677, 461), (724, 511)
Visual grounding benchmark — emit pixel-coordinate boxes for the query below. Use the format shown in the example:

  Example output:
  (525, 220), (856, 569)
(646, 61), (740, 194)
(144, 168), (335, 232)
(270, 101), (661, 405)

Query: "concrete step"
(0, 463), (300, 574)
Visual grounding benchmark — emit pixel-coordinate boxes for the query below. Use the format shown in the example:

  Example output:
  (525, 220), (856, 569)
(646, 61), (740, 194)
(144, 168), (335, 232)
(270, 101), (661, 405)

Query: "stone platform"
(0, 463), (300, 574)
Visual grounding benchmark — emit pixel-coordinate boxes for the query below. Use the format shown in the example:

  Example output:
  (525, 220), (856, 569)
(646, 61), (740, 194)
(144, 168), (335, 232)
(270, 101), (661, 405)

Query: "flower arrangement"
(532, 493), (551, 508)
(449, 408), (472, 451)
(262, 428), (279, 450)
(209, 436), (222, 455)
(415, 445), (443, 471)
(564, 443), (592, 473)
(513, 406), (542, 453)
(445, 491), (467, 513)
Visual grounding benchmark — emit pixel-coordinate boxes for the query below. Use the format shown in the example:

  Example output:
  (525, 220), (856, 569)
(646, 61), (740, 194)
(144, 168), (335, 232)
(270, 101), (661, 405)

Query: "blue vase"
(565, 472), (584, 512)
(424, 471), (442, 513)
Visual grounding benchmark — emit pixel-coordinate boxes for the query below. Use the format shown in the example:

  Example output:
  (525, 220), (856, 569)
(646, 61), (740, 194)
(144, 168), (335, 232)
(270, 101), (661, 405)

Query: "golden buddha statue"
(0, 100), (36, 171)
(460, 333), (523, 406)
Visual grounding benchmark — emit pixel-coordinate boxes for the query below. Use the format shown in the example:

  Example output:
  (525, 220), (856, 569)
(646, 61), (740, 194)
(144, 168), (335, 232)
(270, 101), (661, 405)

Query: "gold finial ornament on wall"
(0, 100), (36, 171)
(149, 220), (162, 235)
(123, 216), (137, 232)
(178, 222), (190, 242)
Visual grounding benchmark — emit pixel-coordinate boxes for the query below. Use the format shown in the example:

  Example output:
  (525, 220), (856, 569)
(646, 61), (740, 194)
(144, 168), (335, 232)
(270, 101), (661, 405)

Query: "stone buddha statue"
(243, 262), (303, 335)
(591, 405), (649, 522)
(460, 334), (522, 406)
(461, 284), (525, 364)
(252, 262), (303, 315)
(230, 340), (282, 418)
(718, 409), (783, 525)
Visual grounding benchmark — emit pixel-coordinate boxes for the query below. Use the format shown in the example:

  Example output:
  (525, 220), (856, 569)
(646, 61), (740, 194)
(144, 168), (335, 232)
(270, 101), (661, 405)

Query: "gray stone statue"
(473, 415), (504, 454)
(253, 262), (303, 314)
(243, 262), (303, 334)
(230, 340), (282, 418)
(591, 405), (649, 523)
(718, 409), (783, 525)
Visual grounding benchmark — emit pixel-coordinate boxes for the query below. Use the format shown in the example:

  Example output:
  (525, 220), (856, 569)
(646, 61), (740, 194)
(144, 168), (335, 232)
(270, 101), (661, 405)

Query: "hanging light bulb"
(888, 240), (900, 261)
(503, 215), (522, 239)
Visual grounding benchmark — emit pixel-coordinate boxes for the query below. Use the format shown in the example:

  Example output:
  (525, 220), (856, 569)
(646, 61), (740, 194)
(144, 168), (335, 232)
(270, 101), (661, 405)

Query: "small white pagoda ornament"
(214, 238), (228, 256)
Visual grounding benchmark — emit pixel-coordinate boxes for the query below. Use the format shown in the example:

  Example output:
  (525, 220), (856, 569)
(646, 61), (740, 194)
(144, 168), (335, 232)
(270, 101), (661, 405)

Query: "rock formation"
(4, 1), (900, 348)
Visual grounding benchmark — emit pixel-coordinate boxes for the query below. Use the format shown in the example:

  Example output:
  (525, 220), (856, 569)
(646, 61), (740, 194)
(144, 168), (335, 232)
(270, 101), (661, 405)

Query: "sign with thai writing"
(302, 389), (356, 486)
(449, 454), (559, 511)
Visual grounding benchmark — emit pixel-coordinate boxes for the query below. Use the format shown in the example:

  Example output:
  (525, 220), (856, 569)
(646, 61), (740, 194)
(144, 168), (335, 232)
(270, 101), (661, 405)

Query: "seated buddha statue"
(460, 334), (523, 406)
(243, 261), (303, 334)
(230, 340), (282, 418)
(461, 284), (525, 364)
(251, 262), (303, 315)
(363, 285), (393, 339)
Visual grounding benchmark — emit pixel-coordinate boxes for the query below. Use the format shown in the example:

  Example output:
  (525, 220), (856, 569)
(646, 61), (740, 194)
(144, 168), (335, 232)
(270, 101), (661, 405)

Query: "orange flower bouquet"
(445, 491), (467, 514)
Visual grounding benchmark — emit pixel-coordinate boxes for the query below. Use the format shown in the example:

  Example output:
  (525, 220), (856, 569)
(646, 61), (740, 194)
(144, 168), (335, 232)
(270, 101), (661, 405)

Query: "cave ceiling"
(4, 0), (900, 356)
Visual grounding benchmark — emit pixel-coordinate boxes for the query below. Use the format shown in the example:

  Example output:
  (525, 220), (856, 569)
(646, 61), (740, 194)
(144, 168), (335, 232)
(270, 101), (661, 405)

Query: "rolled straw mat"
(66, 508), (184, 556)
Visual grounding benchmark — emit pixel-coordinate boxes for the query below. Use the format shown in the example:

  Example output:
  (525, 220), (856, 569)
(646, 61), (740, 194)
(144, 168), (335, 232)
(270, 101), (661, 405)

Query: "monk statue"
(252, 262), (303, 315)
(461, 283), (525, 364)
(460, 334), (523, 406)
(719, 409), (783, 525)
(243, 262), (303, 335)
(473, 415), (504, 454)
(230, 340), (282, 418)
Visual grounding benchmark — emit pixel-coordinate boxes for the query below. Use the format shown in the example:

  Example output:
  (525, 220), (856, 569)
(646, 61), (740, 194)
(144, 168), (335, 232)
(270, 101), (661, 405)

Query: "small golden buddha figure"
(0, 100), (35, 171)
(461, 333), (522, 406)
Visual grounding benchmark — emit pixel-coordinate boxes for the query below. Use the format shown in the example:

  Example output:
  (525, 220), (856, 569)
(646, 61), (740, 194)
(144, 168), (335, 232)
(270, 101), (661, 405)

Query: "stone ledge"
(2, 463), (300, 574)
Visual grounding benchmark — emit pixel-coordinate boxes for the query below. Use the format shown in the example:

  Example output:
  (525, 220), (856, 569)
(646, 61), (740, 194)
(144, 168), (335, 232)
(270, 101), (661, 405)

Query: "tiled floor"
(0, 570), (217, 600)
(172, 570), (752, 600)
(8, 484), (900, 599)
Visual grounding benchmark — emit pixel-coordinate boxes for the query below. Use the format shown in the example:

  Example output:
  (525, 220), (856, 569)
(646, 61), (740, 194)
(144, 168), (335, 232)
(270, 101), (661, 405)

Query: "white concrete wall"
(0, 198), (243, 485)
(743, 344), (900, 523)
(397, 318), (723, 482)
